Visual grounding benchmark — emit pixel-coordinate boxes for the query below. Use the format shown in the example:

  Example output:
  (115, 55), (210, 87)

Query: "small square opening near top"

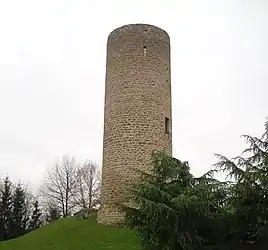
(165, 117), (169, 134)
(143, 45), (147, 55)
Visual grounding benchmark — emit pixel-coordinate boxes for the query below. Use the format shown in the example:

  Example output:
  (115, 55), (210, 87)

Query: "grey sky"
(0, 0), (267, 190)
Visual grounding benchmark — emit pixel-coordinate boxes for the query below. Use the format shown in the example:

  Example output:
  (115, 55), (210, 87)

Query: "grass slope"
(0, 214), (142, 250)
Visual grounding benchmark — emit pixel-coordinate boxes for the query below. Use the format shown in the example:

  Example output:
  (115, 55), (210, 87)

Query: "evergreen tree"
(0, 176), (13, 241)
(28, 200), (42, 231)
(122, 120), (268, 250)
(122, 151), (229, 250)
(46, 205), (61, 223)
(214, 119), (268, 248)
(10, 183), (29, 239)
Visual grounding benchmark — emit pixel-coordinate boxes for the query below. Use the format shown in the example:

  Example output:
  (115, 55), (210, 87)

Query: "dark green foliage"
(123, 119), (268, 250)
(28, 200), (42, 231)
(46, 205), (61, 223)
(122, 151), (229, 250)
(0, 177), (13, 241)
(10, 183), (29, 238)
(0, 176), (45, 241)
(213, 119), (268, 248)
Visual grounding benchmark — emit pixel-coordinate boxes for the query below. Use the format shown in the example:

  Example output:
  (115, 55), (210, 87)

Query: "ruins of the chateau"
(97, 23), (172, 224)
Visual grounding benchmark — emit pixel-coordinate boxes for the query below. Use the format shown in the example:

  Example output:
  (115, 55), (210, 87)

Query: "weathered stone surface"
(97, 24), (172, 225)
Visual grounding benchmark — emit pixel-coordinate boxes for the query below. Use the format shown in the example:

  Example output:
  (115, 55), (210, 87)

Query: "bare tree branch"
(39, 155), (78, 217)
(73, 160), (101, 209)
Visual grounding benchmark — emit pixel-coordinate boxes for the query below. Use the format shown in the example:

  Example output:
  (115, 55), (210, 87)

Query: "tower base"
(97, 204), (125, 225)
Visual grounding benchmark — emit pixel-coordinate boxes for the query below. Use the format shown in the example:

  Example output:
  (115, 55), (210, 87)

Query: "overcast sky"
(0, 0), (267, 190)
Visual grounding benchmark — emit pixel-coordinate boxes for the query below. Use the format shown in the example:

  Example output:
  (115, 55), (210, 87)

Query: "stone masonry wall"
(97, 24), (172, 225)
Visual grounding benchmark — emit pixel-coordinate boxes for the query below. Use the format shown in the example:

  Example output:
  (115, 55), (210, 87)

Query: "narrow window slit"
(165, 117), (169, 134)
(143, 45), (147, 56)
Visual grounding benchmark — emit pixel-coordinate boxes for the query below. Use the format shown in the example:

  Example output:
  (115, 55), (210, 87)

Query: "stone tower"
(97, 24), (172, 224)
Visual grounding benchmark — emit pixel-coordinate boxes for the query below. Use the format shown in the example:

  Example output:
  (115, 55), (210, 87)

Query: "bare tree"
(39, 155), (78, 217)
(73, 160), (101, 209)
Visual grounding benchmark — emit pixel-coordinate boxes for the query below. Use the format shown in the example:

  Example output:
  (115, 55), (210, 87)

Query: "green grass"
(0, 214), (142, 250)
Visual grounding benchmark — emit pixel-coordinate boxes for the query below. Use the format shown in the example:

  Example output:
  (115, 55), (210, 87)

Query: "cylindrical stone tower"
(97, 24), (172, 224)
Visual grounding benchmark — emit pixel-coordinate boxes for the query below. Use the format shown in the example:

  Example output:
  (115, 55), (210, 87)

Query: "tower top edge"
(107, 23), (170, 43)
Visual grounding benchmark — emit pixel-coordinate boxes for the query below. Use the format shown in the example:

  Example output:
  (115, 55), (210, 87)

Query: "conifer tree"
(213, 119), (268, 248)
(10, 183), (29, 238)
(122, 151), (229, 250)
(28, 200), (42, 231)
(0, 176), (13, 241)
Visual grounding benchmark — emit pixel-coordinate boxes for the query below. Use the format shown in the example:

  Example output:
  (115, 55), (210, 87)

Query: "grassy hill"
(0, 214), (142, 250)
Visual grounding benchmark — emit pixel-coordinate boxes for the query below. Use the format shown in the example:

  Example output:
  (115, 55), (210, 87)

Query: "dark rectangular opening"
(165, 117), (169, 134)
(143, 45), (147, 56)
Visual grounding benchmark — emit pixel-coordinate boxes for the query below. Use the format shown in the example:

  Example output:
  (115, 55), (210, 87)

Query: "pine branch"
(213, 154), (245, 181)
